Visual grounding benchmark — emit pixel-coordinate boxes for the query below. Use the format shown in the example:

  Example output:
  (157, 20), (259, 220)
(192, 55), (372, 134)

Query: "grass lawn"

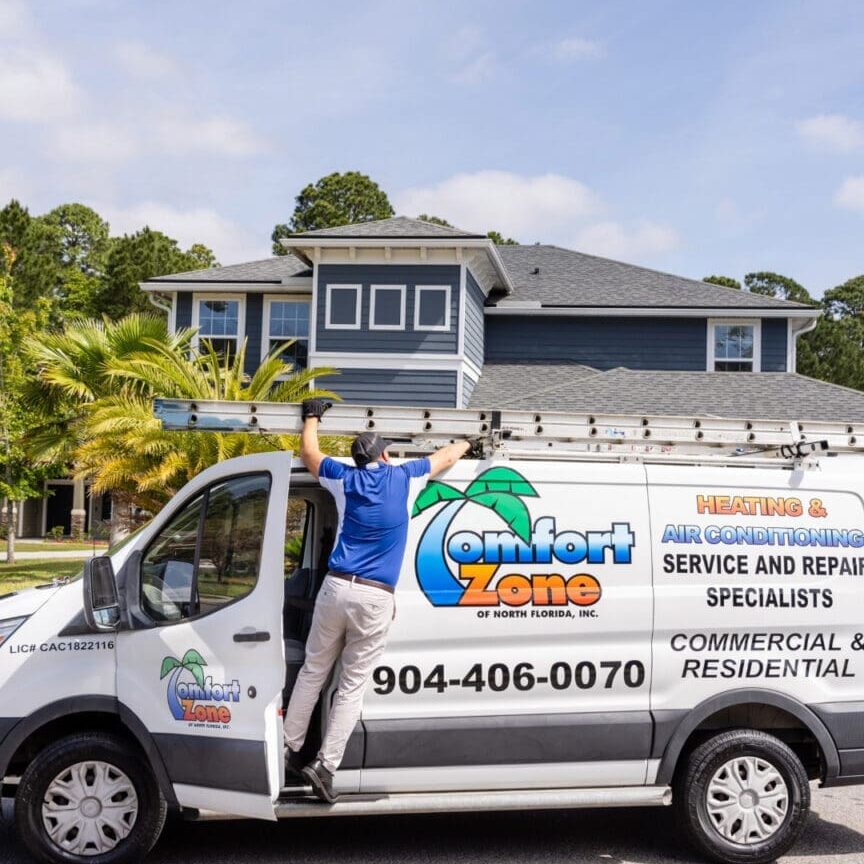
(0, 559), (83, 593)
(2, 540), (108, 553)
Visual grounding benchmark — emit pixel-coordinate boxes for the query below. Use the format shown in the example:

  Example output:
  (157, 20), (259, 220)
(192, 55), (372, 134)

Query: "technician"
(284, 398), (476, 803)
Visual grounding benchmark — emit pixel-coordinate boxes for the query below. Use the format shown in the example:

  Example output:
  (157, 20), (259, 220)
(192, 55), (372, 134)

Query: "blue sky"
(1, 0), (863, 295)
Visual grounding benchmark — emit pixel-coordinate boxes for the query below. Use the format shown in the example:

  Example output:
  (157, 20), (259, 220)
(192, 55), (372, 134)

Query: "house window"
(370, 285), (406, 330)
(414, 285), (451, 332)
(193, 296), (244, 359)
(264, 298), (310, 368)
(325, 284), (361, 330)
(709, 320), (761, 372)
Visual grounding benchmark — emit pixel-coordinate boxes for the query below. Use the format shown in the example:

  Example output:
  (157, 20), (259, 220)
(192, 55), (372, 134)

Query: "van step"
(265, 785), (672, 819)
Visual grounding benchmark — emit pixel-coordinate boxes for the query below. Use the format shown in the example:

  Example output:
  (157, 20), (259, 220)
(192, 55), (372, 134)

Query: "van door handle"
(233, 630), (271, 643)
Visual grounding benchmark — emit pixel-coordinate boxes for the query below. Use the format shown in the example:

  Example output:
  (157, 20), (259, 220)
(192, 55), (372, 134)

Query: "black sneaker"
(301, 759), (339, 803)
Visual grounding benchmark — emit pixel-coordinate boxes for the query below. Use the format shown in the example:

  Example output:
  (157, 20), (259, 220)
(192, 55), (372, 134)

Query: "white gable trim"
(140, 278), (312, 293)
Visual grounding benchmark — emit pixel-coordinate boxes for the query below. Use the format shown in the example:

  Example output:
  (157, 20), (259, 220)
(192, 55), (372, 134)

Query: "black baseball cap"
(351, 431), (392, 466)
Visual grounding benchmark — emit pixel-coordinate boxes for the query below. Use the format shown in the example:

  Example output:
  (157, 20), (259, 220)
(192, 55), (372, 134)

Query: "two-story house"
(141, 215), (862, 422)
(15, 216), (864, 538)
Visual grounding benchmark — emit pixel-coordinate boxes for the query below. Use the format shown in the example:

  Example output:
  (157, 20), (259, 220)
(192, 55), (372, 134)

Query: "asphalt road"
(2, 785), (863, 864)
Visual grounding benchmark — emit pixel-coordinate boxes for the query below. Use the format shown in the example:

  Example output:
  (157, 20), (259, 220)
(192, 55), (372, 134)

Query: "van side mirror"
(83, 556), (120, 631)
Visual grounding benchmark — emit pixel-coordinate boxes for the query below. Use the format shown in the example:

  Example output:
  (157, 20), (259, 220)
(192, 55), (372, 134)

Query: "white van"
(3, 413), (864, 864)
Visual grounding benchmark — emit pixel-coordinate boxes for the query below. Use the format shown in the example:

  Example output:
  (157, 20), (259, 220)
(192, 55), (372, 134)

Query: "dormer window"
(415, 285), (451, 332)
(708, 319), (761, 372)
(325, 284), (362, 330)
(370, 285), (406, 330)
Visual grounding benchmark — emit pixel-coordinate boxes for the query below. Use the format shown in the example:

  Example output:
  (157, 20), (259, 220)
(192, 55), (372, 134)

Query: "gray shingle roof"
(147, 254), (311, 283)
(470, 365), (864, 423)
(289, 216), (484, 239)
(470, 361), (600, 410)
(495, 245), (812, 309)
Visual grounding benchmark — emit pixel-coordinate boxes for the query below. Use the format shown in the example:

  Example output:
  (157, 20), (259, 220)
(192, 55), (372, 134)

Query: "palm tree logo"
(160, 649), (207, 720)
(412, 466), (538, 606)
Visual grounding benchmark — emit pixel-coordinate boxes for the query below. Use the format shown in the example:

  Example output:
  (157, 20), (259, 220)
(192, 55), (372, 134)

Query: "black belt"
(328, 571), (395, 595)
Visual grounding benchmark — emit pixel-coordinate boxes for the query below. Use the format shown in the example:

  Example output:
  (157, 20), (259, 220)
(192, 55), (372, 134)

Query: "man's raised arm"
(428, 438), (478, 478)
(299, 399), (333, 479)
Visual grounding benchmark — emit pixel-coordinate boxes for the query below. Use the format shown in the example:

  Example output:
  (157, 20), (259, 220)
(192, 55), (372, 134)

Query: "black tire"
(15, 732), (167, 864)
(674, 729), (810, 864)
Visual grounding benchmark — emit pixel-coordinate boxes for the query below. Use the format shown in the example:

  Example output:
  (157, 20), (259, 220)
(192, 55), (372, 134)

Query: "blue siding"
(316, 265), (460, 354)
(176, 293), (192, 329)
(485, 316), (707, 370)
(244, 294), (263, 376)
(324, 368), (458, 407)
(465, 269), (485, 368)
(462, 372), (478, 408)
(761, 318), (787, 372)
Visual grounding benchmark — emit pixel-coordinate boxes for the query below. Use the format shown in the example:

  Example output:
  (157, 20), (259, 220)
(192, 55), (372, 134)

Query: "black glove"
(301, 399), (333, 421)
(467, 436), (484, 458)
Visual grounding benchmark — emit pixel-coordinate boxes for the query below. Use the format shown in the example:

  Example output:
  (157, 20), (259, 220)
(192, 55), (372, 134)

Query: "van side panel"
(361, 460), (654, 793)
(647, 463), (864, 782)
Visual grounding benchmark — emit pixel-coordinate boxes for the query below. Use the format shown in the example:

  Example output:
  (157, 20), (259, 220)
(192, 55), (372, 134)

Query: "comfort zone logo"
(160, 649), (241, 724)
(411, 467), (635, 609)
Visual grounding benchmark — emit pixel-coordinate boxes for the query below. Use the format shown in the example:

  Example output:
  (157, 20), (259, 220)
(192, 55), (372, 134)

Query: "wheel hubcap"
(41, 761), (138, 856)
(706, 756), (789, 846)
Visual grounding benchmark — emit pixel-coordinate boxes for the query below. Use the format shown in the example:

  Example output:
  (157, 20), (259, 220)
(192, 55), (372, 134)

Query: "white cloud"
(551, 37), (604, 62)
(97, 201), (269, 263)
(0, 0), (30, 38)
(797, 113), (864, 153)
(151, 113), (268, 157)
(113, 41), (179, 80)
(0, 48), (79, 121)
(574, 220), (681, 259)
(51, 122), (139, 163)
(396, 170), (679, 263)
(395, 171), (600, 241)
(834, 175), (864, 210)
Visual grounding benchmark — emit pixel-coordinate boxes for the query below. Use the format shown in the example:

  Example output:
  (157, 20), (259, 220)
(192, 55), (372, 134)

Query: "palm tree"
(28, 314), (341, 539)
(26, 314), (191, 466)
(73, 337), (340, 516)
(160, 649), (207, 720)
(412, 466), (539, 606)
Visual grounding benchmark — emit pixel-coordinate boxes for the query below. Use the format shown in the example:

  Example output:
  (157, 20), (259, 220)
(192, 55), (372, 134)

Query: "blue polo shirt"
(318, 457), (432, 588)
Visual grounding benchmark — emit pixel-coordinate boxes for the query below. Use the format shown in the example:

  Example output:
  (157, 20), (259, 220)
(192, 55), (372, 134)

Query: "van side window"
(141, 473), (271, 624)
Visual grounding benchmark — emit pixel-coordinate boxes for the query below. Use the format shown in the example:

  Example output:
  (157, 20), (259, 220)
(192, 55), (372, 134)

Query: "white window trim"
(191, 293), (245, 353)
(325, 283), (362, 330)
(261, 294), (311, 364)
(414, 285), (452, 332)
(707, 318), (761, 372)
(369, 284), (407, 331)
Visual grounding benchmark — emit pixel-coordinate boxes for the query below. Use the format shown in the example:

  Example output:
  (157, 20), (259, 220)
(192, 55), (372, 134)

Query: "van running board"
(190, 785), (671, 820)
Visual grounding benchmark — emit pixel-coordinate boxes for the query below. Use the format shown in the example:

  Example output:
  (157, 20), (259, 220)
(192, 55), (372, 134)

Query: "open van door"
(116, 452), (291, 819)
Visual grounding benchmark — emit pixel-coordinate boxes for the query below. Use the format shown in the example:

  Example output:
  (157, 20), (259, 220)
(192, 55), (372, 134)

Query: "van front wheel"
(15, 732), (167, 864)
(675, 729), (810, 864)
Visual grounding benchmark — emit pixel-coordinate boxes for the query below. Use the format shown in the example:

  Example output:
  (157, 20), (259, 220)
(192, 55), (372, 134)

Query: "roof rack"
(153, 398), (864, 468)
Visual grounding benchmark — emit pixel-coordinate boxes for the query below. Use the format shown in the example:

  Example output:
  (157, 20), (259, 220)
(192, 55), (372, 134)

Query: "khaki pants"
(283, 574), (395, 773)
